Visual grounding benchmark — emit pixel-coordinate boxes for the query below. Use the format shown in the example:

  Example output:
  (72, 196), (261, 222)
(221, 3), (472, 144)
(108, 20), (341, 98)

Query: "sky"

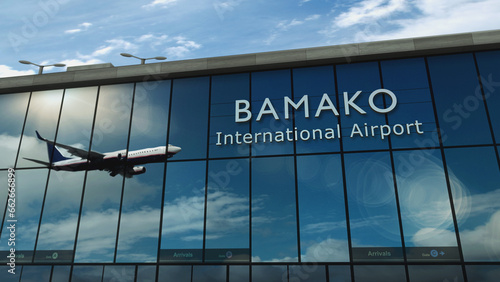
(1, 0), (500, 77)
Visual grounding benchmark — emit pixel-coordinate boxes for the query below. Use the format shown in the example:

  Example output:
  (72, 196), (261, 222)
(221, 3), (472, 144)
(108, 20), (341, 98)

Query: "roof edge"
(1, 29), (500, 94)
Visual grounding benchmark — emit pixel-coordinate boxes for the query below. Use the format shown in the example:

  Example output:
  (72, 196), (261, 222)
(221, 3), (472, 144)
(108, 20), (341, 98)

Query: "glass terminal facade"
(0, 49), (499, 281)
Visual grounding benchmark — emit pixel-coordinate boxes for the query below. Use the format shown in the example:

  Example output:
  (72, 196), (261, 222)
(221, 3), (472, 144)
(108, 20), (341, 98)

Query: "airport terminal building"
(0, 30), (500, 281)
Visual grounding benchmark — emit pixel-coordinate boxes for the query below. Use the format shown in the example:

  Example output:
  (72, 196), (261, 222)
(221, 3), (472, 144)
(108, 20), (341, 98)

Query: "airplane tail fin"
(36, 131), (71, 163)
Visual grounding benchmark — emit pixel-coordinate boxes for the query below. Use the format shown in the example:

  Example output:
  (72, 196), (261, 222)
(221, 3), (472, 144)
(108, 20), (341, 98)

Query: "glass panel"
(380, 58), (437, 149)
(251, 265), (286, 282)
(289, 265), (326, 282)
(394, 150), (459, 261)
(210, 73), (250, 158)
(0, 265), (21, 281)
(466, 265), (500, 282)
(192, 265), (226, 282)
(102, 265), (135, 282)
(116, 81), (171, 263)
(251, 157), (297, 262)
(0, 92), (29, 168)
(229, 266), (249, 282)
(169, 77), (209, 160)
(445, 146), (500, 261)
(354, 265), (406, 282)
(251, 70), (293, 156)
(0, 169), (48, 263)
(328, 265), (351, 282)
(71, 265), (103, 282)
(344, 152), (403, 262)
(408, 265), (463, 282)
(475, 50), (500, 142)
(293, 66), (340, 154)
(205, 159), (249, 262)
(16, 90), (64, 168)
(0, 171), (9, 240)
(19, 265), (51, 282)
(35, 87), (98, 263)
(158, 265), (191, 282)
(50, 265), (71, 282)
(137, 265), (156, 282)
(428, 53), (492, 146)
(297, 154), (349, 262)
(74, 84), (134, 262)
(336, 62), (388, 151)
(160, 161), (206, 262)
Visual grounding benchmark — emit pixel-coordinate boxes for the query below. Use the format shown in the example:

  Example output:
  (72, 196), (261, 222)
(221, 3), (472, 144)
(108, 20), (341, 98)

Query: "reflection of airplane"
(23, 131), (181, 178)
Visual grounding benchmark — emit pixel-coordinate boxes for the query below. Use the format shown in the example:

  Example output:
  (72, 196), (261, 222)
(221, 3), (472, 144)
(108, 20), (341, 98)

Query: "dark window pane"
(160, 161), (206, 262)
(251, 265), (286, 282)
(445, 146), (500, 261)
(205, 159), (249, 262)
(192, 265), (226, 282)
(0, 265), (21, 281)
(328, 265), (351, 282)
(475, 50), (500, 142)
(293, 66), (340, 154)
(0, 92), (29, 168)
(19, 266), (51, 282)
(408, 265), (463, 282)
(50, 265), (71, 282)
(344, 152), (403, 262)
(169, 77), (209, 160)
(297, 154), (349, 262)
(137, 265), (156, 282)
(102, 265), (135, 282)
(354, 265), (406, 282)
(158, 265), (191, 282)
(381, 58), (437, 149)
(35, 87), (98, 263)
(74, 84), (134, 262)
(17, 90), (63, 168)
(251, 157), (298, 262)
(289, 265), (327, 282)
(210, 73), (250, 158)
(71, 265), (103, 282)
(251, 70), (293, 156)
(336, 62), (388, 151)
(428, 53), (492, 146)
(394, 150), (459, 262)
(466, 265), (500, 282)
(229, 266), (249, 282)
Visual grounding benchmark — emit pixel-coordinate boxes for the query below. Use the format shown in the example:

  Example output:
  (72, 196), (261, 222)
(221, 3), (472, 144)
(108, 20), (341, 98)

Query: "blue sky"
(2, 0), (500, 77)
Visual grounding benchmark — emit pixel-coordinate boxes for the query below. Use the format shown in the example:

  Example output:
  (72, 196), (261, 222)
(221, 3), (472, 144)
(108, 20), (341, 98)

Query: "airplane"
(23, 131), (181, 178)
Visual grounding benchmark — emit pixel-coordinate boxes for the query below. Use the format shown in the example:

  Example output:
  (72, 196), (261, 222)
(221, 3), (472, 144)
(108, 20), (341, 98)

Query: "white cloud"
(164, 36), (201, 59)
(265, 14), (322, 45)
(299, 0), (312, 6)
(142, 0), (178, 9)
(335, 0), (408, 28)
(64, 22), (92, 34)
(332, 0), (500, 43)
(0, 65), (35, 77)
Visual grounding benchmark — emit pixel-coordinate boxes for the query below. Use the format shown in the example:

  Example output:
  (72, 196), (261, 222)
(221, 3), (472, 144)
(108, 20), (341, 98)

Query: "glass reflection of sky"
(252, 156), (298, 262)
(16, 90), (64, 168)
(161, 161), (206, 250)
(344, 152), (402, 247)
(445, 146), (500, 261)
(297, 154), (349, 262)
(0, 169), (48, 251)
(0, 92), (29, 168)
(394, 150), (457, 247)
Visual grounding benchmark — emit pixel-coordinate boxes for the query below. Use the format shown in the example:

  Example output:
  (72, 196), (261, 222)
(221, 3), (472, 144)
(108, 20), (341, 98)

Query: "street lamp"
(19, 60), (66, 75)
(120, 53), (167, 64)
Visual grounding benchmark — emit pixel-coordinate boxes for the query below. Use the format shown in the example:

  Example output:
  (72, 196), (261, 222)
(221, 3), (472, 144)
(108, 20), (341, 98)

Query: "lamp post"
(120, 53), (167, 64)
(19, 60), (66, 74)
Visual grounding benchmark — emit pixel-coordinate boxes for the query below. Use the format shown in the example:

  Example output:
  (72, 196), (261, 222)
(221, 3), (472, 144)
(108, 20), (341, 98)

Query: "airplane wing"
(35, 131), (105, 160)
(22, 157), (51, 167)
